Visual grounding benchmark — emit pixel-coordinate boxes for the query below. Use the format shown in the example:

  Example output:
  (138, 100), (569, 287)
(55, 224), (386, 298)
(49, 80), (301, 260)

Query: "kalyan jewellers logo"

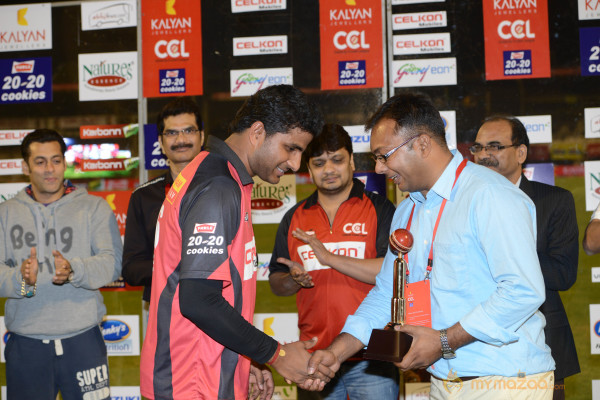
(82, 60), (134, 87)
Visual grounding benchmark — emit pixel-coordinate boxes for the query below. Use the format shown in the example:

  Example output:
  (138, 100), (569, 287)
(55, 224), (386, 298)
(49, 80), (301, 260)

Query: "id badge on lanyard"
(403, 158), (467, 328)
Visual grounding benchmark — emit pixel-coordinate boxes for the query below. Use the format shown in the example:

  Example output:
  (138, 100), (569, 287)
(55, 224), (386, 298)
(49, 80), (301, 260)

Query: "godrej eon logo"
(101, 319), (131, 342)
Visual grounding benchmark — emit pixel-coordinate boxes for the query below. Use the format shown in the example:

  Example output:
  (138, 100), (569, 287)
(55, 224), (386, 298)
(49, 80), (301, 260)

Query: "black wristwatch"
(440, 329), (456, 359)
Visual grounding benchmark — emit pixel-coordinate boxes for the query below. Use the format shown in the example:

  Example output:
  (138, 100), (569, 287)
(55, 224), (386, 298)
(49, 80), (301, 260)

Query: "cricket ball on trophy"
(389, 229), (414, 255)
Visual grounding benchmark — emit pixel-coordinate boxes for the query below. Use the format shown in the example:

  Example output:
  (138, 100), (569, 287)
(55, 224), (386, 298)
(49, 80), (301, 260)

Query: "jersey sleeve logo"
(166, 174), (187, 204)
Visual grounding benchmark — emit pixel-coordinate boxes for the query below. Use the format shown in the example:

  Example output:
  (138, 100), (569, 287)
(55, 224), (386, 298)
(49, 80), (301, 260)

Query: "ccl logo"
(343, 223), (368, 235)
(334, 30), (370, 50)
(497, 20), (535, 40)
(154, 39), (189, 59)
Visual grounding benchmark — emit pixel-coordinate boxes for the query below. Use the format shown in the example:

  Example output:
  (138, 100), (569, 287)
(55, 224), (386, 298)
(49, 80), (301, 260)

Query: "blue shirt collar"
(409, 150), (465, 204)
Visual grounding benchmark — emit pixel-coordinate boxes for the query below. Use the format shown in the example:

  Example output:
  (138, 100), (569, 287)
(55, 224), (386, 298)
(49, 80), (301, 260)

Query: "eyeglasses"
(161, 128), (199, 137)
(469, 143), (519, 155)
(371, 135), (420, 164)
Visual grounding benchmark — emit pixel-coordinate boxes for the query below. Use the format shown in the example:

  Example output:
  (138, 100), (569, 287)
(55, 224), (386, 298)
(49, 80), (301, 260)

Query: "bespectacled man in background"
(122, 97), (204, 333)
(472, 115), (580, 400)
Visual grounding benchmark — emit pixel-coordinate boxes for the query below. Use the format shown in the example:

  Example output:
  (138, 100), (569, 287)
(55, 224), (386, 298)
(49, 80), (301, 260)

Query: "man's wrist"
(267, 342), (285, 366)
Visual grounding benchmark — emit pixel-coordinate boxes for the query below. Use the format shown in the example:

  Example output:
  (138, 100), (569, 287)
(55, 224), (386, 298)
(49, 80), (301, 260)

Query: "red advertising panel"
(89, 190), (132, 238)
(141, 0), (203, 97)
(319, 0), (383, 90)
(482, 0), (550, 80)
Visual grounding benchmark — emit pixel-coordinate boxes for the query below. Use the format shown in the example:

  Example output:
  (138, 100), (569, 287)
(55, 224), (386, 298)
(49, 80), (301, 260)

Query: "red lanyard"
(404, 158), (468, 279)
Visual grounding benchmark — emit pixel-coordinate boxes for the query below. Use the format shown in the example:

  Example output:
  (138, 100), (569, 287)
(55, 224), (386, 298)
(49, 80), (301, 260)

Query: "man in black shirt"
(122, 97), (204, 330)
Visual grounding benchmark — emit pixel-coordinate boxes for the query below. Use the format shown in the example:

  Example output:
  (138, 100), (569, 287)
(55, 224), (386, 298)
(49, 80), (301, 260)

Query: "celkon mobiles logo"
(393, 33), (451, 55)
(231, 0), (286, 13)
(233, 35), (287, 56)
(392, 11), (447, 30)
(193, 223), (217, 234)
(11, 60), (34, 73)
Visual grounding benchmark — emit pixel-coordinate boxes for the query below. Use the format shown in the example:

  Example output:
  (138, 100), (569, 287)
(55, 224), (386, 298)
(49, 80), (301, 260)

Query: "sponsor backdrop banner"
(0, 317), (6, 363)
(0, 159), (23, 176)
(523, 162), (554, 186)
(580, 27), (600, 76)
(89, 190), (132, 238)
(585, 107), (600, 139)
(345, 125), (370, 154)
(0, 182), (27, 204)
(579, 0), (600, 20)
(144, 123), (169, 170)
(230, 67), (293, 97)
(0, 57), (52, 104)
(253, 313), (299, 344)
(516, 115), (552, 143)
(231, 0), (286, 13)
(591, 304), (600, 354)
(439, 110), (456, 150)
(584, 160), (600, 211)
(482, 0), (550, 80)
(78, 51), (138, 101)
(392, 0), (444, 4)
(256, 253), (271, 282)
(80, 123), (138, 140)
(81, 0), (137, 31)
(101, 315), (140, 356)
(0, 3), (52, 52)
(233, 35), (288, 56)
(392, 11), (447, 31)
(393, 32), (451, 56)
(354, 172), (386, 195)
(142, 0), (203, 97)
(319, 0), (383, 90)
(392, 57), (457, 87)
(251, 175), (296, 224)
(0, 129), (32, 146)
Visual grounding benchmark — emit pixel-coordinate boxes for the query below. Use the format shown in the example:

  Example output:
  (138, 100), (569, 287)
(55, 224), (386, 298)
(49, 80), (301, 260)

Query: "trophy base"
(363, 324), (413, 363)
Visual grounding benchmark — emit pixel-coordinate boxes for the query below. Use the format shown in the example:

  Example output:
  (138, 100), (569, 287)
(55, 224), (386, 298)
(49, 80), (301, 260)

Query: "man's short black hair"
(228, 85), (324, 138)
(21, 129), (66, 163)
(157, 97), (203, 135)
(365, 92), (446, 146)
(482, 115), (530, 150)
(304, 124), (352, 164)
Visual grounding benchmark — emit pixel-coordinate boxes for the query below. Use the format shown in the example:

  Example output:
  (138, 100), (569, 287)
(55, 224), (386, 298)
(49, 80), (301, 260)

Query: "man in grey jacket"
(0, 129), (122, 400)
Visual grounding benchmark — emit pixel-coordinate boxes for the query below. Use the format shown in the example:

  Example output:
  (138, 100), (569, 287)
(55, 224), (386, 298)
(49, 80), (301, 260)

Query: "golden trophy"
(364, 228), (414, 362)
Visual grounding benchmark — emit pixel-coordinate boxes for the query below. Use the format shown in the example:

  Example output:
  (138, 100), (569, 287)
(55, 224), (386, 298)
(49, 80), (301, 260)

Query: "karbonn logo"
(497, 20), (535, 40)
(82, 159), (125, 171)
(343, 223), (368, 235)
(334, 30), (370, 50)
(194, 223), (217, 234)
(81, 127), (123, 138)
(155, 39), (189, 59)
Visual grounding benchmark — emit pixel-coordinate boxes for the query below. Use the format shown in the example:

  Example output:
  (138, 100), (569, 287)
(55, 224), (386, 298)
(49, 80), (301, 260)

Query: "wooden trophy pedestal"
(363, 324), (413, 363)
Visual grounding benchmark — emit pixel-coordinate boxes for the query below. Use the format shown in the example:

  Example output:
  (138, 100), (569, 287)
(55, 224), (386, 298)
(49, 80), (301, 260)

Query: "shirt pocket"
(430, 241), (468, 293)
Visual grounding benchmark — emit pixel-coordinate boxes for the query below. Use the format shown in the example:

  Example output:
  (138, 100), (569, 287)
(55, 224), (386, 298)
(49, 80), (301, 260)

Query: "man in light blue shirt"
(306, 93), (555, 399)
